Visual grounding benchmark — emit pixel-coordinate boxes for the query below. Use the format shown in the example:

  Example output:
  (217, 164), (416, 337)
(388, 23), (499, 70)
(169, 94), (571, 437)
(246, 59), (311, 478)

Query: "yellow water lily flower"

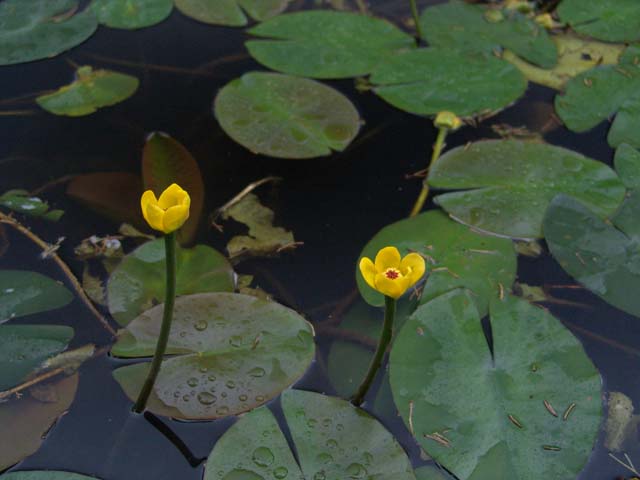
(359, 246), (426, 299)
(140, 183), (190, 234)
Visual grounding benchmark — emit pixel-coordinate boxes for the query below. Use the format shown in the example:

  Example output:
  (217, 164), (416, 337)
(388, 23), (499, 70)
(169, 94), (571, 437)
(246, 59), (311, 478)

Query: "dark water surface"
(1, 1), (639, 479)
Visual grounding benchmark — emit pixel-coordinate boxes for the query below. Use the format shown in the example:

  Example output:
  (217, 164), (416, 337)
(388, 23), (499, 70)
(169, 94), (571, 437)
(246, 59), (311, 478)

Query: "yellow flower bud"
(359, 246), (426, 299)
(534, 13), (556, 29)
(140, 183), (190, 234)
(434, 111), (463, 130)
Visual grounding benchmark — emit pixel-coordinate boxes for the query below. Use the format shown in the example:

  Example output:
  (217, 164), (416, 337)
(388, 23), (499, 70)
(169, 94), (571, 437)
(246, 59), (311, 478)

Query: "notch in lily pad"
(176, 0), (291, 27)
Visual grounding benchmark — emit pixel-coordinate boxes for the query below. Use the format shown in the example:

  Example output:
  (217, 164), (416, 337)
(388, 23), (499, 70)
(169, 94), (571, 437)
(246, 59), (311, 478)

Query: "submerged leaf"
(428, 140), (625, 239)
(107, 238), (234, 326)
(36, 66), (139, 117)
(215, 72), (361, 159)
(176, 0), (291, 26)
(91, 0), (173, 29)
(0, 190), (64, 221)
(203, 390), (415, 479)
(112, 293), (315, 420)
(390, 291), (602, 480)
(0, 0), (97, 66)
(557, 0), (640, 43)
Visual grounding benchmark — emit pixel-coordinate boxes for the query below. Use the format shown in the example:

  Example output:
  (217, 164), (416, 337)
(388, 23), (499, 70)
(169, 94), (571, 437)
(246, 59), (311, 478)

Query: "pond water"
(1, 0), (639, 479)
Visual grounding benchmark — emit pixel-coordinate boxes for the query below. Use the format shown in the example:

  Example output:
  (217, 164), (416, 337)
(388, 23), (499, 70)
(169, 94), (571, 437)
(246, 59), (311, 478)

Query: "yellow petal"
(359, 257), (377, 290)
(375, 246), (401, 271)
(400, 253), (426, 288)
(158, 183), (188, 209)
(140, 190), (158, 216)
(162, 204), (189, 233)
(374, 273), (409, 299)
(144, 203), (165, 232)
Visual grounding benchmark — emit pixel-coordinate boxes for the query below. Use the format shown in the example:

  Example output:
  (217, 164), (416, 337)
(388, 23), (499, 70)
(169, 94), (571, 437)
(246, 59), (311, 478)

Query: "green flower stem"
(351, 295), (396, 407)
(409, 0), (423, 40)
(409, 126), (448, 217)
(133, 231), (177, 413)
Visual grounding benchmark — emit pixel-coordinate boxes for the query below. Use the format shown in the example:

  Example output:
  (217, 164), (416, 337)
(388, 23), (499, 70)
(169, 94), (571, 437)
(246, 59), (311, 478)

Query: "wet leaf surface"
(107, 238), (234, 326)
(175, 0), (291, 26)
(204, 389), (415, 479)
(0, 190), (64, 221)
(420, 0), (557, 68)
(557, 0), (640, 43)
(0, 375), (78, 470)
(554, 46), (640, 149)
(390, 291), (602, 480)
(429, 140), (625, 239)
(36, 66), (139, 117)
(214, 72), (361, 159)
(246, 11), (415, 78)
(142, 132), (204, 245)
(0, 271), (73, 323)
(356, 211), (516, 316)
(414, 466), (454, 480)
(1, 472), (99, 480)
(112, 293), (315, 420)
(370, 48), (526, 117)
(91, 0), (173, 29)
(0, 0), (97, 66)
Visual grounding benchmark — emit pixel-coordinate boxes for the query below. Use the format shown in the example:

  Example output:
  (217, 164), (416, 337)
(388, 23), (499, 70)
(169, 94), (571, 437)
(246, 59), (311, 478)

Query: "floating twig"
(508, 414), (523, 429)
(563, 403), (576, 421)
(544, 400), (558, 417)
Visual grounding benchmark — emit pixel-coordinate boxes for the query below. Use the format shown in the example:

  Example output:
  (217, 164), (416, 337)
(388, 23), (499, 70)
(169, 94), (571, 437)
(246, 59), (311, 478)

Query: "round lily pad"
(0, 0), (97, 66)
(112, 292), (315, 420)
(107, 239), (235, 326)
(356, 210), (517, 316)
(214, 72), (361, 159)
(1, 472), (99, 480)
(175, 0), (291, 26)
(36, 66), (139, 117)
(0, 270), (73, 323)
(204, 389), (416, 480)
(245, 10), (415, 78)
(370, 48), (527, 117)
(91, 0), (173, 29)
(428, 140), (626, 239)
(390, 290), (602, 480)
(558, 0), (640, 43)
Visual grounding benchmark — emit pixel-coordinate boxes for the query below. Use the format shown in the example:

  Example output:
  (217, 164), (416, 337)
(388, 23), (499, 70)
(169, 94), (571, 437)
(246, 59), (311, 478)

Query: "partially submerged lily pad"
(107, 239), (234, 326)
(36, 66), (139, 117)
(0, 0), (97, 66)
(246, 10), (415, 78)
(557, 0), (640, 43)
(176, 0), (291, 26)
(91, 0), (173, 29)
(356, 210), (516, 316)
(370, 48), (526, 117)
(203, 389), (415, 479)
(420, 0), (557, 68)
(0, 270), (73, 323)
(0, 190), (64, 221)
(112, 293), (315, 420)
(428, 140), (625, 239)
(214, 72), (361, 159)
(390, 291), (602, 479)
(1, 472), (99, 480)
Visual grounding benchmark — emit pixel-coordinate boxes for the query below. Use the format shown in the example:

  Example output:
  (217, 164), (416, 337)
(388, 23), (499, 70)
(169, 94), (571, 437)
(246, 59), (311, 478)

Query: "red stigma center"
(385, 269), (400, 280)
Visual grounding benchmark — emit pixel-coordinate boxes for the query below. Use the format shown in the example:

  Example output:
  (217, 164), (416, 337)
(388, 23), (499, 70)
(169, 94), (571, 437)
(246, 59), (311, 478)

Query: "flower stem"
(409, 126), (448, 217)
(351, 295), (396, 407)
(409, 0), (423, 40)
(133, 232), (177, 413)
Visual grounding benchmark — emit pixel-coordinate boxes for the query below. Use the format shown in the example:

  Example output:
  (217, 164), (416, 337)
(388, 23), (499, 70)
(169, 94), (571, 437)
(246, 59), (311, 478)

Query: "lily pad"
(370, 48), (526, 117)
(0, 190), (64, 221)
(503, 33), (625, 91)
(0, 324), (74, 391)
(356, 210), (517, 316)
(142, 132), (204, 245)
(0, 270), (73, 323)
(245, 10), (415, 78)
(419, 0), (557, 68)
(557, 0), (640, 43)
(36, 66), (139, 117)
(0, 0), (97, 66)
(203, 389), (415, 480)
(112, 293), (315, 420)
(214, 72), (361, 159)
(1, 473), (99, 480)
(415, 466), (454, 480)
(390, 291), (602, 480)
(91, 0), (173, 29)
(554, 46), (640, 149)
(106, 239), (234, 326)
(428, 140), (625, 239)
(175, 0), (291, 26)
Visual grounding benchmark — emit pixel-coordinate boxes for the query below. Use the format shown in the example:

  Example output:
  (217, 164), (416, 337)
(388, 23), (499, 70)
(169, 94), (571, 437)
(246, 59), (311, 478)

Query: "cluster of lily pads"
(2, 0), (640, 479)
